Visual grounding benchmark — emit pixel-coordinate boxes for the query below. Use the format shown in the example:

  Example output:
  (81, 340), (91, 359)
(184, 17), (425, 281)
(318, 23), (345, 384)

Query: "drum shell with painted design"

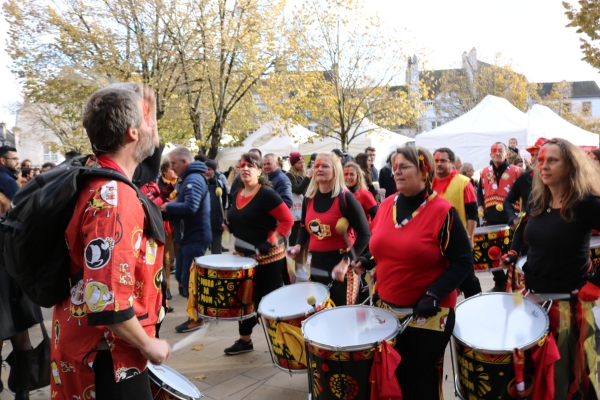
(590, 236), (600, 273)
(194, 255), (257, 320)
(258, 282), (332, 372)
(302, 306), (400, 400)
(452, 293), (548, 400)
(473, 225), (513, 271)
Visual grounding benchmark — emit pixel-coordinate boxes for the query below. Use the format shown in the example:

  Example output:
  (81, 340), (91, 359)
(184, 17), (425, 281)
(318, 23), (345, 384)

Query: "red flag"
(530, 334), (560, 400)
(369, 340), (402, 400)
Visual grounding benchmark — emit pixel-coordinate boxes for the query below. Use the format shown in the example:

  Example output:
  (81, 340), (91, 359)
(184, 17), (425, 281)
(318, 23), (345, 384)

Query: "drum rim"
(590, 236), (600, 248)
(474, 224), (511, 234)
(453, 293), (549, 354)
(194, 254), (257, 270)
(302, 305), (401, 352)
(147, 363), (202, 400)
(258, 282), (330, 319)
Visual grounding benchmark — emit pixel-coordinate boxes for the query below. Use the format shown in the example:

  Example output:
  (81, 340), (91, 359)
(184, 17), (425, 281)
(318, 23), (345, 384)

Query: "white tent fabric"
(216, 121), (316, 169)
(299, 119), (414, 170)
(415, 95), (537, 171)
(526, 105), (598, 150)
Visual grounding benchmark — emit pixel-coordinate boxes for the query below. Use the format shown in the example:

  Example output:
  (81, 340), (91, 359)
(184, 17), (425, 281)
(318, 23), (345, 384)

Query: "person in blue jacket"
(161, 146), (211, 333)
(262, 153), (292, 208)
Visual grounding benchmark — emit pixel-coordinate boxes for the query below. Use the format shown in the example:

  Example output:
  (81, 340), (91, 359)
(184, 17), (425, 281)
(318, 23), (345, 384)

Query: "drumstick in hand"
(335, 217), (358, 261)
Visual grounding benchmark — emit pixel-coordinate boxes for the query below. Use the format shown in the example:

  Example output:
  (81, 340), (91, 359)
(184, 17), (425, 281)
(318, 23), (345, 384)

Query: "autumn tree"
(434, 53), (540, 122)
(258, 0), (425, 152)
(564, 1), (600, 70)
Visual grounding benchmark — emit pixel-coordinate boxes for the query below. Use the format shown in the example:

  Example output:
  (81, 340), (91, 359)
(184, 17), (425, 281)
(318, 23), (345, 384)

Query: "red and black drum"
(453, 293), (549, 399)
(258, 282), (332, 373)
(194, 254), (257, 320)
(302, 306), (400, 400)
(590, 237), (600, 273)
(473, 225), (513, 271)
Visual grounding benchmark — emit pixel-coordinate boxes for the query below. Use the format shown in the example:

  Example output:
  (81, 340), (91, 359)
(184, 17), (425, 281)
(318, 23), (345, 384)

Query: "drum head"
(258, 282), (329, 319)
(474, 225), (510, 235)
(302, 306), (400, 351)
(147, 363), (202, 400)
(194, 254), (257, 270)
(591, 237), (600, 249)
(453, 293), (548, 354)
(515, 256), (527, 273)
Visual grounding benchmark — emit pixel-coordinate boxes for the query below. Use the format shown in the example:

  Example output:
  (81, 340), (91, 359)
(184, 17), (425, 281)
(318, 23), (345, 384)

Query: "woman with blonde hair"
(505, 138), (600, 399)
(288, 152), (370, 306)
(344, 162), (377, 221)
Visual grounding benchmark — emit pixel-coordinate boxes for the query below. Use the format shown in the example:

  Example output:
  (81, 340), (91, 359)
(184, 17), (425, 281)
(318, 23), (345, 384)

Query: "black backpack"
(2, 156), (165, 308)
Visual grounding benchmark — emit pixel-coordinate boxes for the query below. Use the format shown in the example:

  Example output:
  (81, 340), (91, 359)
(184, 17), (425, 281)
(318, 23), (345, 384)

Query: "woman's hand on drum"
(332, 258), (350, 282)
(144, 338), (172, 365)
(501, 250), (518, 268)
(287, 244), (301, 259)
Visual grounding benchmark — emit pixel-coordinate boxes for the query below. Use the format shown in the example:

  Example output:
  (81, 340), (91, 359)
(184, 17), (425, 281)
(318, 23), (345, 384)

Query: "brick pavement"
(0, 260), (497, 400)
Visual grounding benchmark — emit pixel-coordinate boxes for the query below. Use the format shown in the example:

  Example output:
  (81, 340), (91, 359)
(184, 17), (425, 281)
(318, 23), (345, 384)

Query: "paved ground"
(0, 244), (497, 399)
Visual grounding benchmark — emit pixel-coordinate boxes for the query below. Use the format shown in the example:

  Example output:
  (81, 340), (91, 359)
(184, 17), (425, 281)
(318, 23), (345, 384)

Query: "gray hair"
(460, 162), (474, 175)
(170, 146), (193, 163)
(83, 82), (145, 153)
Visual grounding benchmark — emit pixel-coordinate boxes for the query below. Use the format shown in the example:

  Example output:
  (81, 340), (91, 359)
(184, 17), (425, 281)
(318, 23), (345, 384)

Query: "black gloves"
(357, 256), (375, 271)
(256, 241), (274, 255)
(413, 293), (441, 319)
(501, 250), (518, 267)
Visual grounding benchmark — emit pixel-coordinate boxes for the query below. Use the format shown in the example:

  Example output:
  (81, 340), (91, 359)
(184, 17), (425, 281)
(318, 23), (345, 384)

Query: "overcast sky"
(1, 0), (598, 127)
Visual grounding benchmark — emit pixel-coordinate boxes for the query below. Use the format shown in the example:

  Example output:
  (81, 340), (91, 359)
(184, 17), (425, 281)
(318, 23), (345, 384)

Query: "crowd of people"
(1, 81), (600, 400)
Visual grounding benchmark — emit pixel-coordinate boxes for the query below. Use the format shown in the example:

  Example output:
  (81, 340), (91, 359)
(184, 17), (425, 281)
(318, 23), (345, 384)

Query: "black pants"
(239, 259), (285, 336)
(485, 213), (509, 286)
(93, 350), (152, 400)
(210, 230), (223, 255)
(396, 309), (455, 400)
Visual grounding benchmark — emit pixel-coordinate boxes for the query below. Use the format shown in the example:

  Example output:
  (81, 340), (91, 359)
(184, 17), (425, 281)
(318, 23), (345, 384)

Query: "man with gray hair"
(51, 82), (171, 400)
(161, 146), (211, 332)
(262, 153), (293, 208)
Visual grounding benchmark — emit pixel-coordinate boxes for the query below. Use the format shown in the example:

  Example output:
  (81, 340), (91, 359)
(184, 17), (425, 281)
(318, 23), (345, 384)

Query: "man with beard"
(432, 147), (481, 297)
(477, 142), (522, 291)
(51, 83), (171, 400)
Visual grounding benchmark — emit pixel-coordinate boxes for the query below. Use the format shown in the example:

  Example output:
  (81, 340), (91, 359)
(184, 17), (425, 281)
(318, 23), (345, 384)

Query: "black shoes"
(488, 284), (506, 293)
(224, 339), (253, 355)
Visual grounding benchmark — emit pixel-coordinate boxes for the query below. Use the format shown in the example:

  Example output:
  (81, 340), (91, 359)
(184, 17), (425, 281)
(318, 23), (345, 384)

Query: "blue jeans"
(175, 242), (209, 290)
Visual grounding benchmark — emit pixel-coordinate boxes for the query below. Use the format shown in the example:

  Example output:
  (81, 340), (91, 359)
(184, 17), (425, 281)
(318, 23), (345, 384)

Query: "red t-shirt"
(353, 188), (377, 221)
(305, 194), (351, 252)
(370, 195), (456, 308)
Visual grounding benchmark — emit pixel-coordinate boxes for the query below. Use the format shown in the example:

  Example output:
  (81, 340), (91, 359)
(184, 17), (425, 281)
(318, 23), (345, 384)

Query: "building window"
(583, 101), (592, 116)
(43, 144), (59, 162)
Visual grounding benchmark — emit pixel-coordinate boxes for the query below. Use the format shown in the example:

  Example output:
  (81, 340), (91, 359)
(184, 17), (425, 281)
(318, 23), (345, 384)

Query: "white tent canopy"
(299, 119), (414, 170)
(526, 105), (599, 150)
(416, 95), (537, 171)
(216, 121), (317, 170)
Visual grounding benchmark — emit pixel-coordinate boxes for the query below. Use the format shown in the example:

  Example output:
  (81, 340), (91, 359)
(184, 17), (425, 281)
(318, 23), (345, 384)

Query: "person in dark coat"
(262, 153), (293, 208)
(161, 147), (212, 333)
(205, 160), (227, 254)
(0, 145), (43, 399)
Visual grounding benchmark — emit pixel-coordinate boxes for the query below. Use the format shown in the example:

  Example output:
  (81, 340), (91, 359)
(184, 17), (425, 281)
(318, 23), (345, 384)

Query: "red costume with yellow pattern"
(479, 164), (522, 211)
(50, 156), (164, 400)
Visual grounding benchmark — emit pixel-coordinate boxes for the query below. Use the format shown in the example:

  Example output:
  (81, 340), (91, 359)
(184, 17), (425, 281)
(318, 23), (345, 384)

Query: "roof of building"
(537, 81), (600, 98)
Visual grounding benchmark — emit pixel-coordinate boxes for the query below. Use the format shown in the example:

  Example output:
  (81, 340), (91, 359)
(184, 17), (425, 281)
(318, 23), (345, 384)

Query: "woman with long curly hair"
(506, 138), (600, 399)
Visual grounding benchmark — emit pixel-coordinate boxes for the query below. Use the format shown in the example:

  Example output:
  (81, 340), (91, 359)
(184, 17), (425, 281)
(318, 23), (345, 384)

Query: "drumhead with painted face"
(147, 363), (202, 400)
(453, 293), (548, 354)
(258, 282), (329, 320)
(302, 306), (400, 351)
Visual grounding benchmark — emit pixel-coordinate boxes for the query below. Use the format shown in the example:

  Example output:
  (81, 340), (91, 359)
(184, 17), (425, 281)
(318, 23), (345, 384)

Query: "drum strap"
(233, 243), (286, 265)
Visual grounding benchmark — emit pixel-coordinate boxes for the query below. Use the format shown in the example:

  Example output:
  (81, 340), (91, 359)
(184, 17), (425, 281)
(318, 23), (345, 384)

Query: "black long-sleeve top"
(504, 170), (533, 222)
(296, 190), (371, 256)
(286, 172), (311, 195)
(515, 194), (600, 292)
(132, 145), (164, 188)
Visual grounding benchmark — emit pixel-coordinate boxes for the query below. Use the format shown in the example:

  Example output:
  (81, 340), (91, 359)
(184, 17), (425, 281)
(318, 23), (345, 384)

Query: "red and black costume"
(296, 190), (371, 306)
(51, 156), (165, 400)
(369, 187), (472, 399)
(227, 185), (293, 336)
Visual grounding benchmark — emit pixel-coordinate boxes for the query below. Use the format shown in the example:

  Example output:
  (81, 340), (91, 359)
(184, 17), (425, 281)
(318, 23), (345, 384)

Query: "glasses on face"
(393, 163), (416, 174)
